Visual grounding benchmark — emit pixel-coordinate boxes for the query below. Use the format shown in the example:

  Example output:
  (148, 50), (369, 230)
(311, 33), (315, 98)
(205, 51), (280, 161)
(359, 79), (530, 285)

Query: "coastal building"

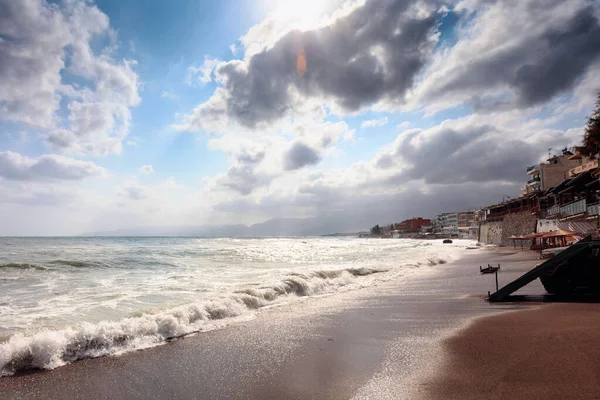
(479, 150), (600, 246)
(457, 211), (476, 228)
(395, 217), (431, 233)
(537, 164), (600, 233)
(432, 211), (475, 236)
(478, 195), (539, 245)
(522, 150), (584, 196)
(419, 225), (433, 235)
(567, 154), (599, 178)
(433, 212), (457, 234)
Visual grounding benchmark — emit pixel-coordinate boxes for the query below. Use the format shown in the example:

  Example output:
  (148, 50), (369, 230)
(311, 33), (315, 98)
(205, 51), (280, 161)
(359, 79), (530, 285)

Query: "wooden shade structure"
(539, 229), (580, 250)
(509, 233), (544, 250)
(509, 235), (527, 249)
(541, 229), (578, 238)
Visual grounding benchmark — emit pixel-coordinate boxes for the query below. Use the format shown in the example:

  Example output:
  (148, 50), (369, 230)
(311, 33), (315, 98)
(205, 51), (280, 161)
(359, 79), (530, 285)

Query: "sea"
(0, 236), (475, 376)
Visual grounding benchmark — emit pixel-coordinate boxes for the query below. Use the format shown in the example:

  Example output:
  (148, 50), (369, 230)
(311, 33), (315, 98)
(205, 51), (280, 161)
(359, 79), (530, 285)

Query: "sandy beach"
(2, 246), (587, 400)
(421, 303), (600, 400)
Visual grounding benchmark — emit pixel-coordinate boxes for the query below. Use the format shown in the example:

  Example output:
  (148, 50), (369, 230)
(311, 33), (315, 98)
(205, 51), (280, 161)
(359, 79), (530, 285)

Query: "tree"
(370, 224), (381, 235)
(576, 92), (600, 159)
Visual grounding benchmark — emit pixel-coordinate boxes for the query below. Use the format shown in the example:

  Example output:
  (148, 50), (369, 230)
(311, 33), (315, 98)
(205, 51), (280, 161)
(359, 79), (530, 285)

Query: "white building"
(433, 211), (476, 235)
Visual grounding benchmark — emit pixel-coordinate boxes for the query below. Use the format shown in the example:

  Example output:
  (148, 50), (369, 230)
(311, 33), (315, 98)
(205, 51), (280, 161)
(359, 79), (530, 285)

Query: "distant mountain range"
(82, 215), (374, 237)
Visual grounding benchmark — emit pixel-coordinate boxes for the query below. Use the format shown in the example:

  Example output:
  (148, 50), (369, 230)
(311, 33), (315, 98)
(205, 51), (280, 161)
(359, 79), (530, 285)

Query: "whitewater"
(0, 236), (475, 376)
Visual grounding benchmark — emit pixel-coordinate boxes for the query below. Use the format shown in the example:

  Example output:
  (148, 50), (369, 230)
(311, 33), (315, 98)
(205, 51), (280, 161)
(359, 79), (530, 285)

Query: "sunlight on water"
(0, 236), (475, 375)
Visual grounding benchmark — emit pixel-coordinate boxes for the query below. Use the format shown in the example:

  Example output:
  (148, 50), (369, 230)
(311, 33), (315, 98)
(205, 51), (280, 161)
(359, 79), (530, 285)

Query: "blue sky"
(0, 0), (599, 235)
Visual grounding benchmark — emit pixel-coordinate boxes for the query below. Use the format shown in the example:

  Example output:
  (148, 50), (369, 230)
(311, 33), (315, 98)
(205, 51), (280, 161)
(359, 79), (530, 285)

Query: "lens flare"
(297, 49), (307, 76)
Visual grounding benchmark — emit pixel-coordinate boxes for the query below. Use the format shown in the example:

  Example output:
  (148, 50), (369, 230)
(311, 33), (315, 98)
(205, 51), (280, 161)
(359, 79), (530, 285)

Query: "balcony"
(568, 159), (599, 177)
(547, 204), (560, 217)
(588, 202), (600, 216)
(527, 176), (541, 185)
(527, 165), (540, 175)
(559, 199), (587, 217)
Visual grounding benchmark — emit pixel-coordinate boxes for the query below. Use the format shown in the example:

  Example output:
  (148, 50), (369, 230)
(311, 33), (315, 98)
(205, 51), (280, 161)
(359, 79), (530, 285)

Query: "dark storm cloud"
(202, 0), (440, 129)
(379, 124), (578, 185)
(283, 142), (321, 171)
(427, 3), (600, 109)
(219, 150), (273, 195)
(512, 9), (600, 106)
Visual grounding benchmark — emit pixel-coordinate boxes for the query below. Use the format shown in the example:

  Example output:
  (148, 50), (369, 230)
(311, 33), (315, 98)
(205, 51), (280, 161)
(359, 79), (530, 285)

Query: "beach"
(1, 244), (574, 399)
(421, 303), (600, 400)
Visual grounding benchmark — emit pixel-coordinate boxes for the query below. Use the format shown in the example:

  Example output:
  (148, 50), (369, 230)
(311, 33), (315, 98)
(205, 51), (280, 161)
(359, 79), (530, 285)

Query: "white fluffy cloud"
(361, 117), (388, 128)
(0, 0), (140, 156)
(186, 56), (221, 86)
(0, 151), (106, 181)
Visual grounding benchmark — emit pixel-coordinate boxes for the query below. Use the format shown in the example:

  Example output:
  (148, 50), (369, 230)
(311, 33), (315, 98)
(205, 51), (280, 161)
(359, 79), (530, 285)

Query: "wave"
(48, 260), (95, 268)
(0, 265), (396, 376)
(0, 259), (448, 376)
(0, 263), (47, 271)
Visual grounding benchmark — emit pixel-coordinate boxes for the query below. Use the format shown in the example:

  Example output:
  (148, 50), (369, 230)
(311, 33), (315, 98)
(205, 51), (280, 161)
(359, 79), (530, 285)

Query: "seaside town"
(365, 97), (600, 254)
(366, 147), (599, 246)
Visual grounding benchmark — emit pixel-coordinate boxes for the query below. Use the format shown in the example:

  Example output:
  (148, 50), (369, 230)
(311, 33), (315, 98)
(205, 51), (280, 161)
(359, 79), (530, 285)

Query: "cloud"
(411, 0), (600, 112)
(0, 183), (78, 206)
(0, 151), (106, 181)
(210, 107), (585, 225)
(217, 147), (274, 195)
(139, 165), (155, 175)
(186, 56), (221, 86)
(115, 178), (187, 209)
(0, 0), (140, 156)
(361, 116), (388, 128)
(283, 142), (322, 171)
(220, 165), (273, 196)
(0, 0), (69, 127)
(179, 0), (440, 131)
(213, 180), (520, 228)
(369, 115), (582, 187)
(206, 118), (353, 195)
(120, 181), (148, 200)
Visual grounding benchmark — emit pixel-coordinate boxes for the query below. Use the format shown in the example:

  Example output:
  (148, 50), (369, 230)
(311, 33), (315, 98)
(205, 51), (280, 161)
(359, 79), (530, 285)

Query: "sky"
(1, 0), (600, 235)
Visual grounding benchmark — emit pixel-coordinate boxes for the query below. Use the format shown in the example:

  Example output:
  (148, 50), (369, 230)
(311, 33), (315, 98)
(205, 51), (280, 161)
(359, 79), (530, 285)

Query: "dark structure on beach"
(488, 233), (600, 301)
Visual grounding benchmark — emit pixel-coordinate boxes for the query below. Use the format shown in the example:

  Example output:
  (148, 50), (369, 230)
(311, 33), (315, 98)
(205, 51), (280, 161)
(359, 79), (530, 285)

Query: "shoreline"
(1, 247), (543, 399)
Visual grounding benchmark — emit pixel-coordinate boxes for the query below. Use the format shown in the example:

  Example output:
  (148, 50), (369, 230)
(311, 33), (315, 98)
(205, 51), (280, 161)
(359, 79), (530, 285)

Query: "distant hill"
(81, 215), (370, 237)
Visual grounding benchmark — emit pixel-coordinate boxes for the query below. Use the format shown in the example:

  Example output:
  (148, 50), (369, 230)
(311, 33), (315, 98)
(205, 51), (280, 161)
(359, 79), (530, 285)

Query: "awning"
(547, 179), (572, 195)
(542, 229), (579, 238)
(558, 171), (594, 194)
(522, 232), (545, 239)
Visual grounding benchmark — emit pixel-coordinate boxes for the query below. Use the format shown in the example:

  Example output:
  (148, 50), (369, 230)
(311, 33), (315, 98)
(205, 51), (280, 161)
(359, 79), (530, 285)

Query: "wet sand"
(421, 303), (600, 400)
(1, 247), (545, 399)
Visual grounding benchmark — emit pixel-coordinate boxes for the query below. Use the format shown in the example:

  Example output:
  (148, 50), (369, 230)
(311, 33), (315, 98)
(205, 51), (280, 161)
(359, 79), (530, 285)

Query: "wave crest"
(0, 263), (47, 271)
(0, 266), (391, 376)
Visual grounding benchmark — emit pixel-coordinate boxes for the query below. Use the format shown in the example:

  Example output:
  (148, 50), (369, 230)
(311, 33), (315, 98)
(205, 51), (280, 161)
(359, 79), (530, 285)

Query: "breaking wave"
(48, 260), (96, 268)
(0, 266), (401, 376)
(0, 263), (47, 271)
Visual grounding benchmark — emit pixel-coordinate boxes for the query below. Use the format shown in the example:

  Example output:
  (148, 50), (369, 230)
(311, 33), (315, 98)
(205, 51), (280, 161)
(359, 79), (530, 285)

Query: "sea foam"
(0, 267), (389, 376)
(0, 237), (473, 376)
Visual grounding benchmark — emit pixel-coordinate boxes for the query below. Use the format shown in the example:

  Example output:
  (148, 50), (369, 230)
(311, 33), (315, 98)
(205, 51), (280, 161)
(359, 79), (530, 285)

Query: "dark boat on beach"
(480, 264), (500, 274)
(443, 239), (453, 244)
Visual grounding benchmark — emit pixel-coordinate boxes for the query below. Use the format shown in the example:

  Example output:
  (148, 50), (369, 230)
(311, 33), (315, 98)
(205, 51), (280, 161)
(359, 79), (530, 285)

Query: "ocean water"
(0, 236), (475, 375)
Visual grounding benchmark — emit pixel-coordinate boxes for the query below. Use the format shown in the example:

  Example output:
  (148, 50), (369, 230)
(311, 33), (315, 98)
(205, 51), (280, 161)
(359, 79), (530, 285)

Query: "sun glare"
(272, 0), (330, 30)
